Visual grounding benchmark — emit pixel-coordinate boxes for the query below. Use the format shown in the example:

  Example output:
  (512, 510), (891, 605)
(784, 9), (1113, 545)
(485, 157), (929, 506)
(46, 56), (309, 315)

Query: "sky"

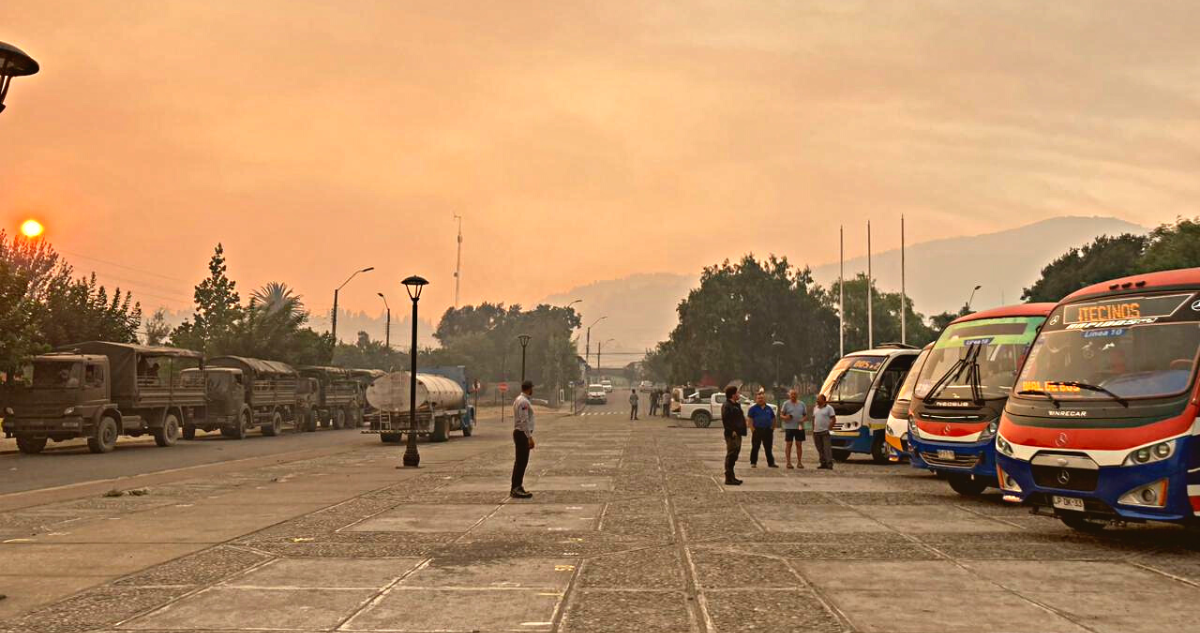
(2, 1), (1198, 323)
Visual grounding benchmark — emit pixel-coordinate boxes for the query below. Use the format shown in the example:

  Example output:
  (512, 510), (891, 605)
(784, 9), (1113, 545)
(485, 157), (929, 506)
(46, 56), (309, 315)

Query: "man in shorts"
(780, 389), (807, 469)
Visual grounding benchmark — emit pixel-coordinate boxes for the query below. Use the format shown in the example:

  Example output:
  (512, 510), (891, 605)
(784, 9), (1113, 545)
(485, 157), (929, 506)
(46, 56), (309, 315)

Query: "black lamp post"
(377, 292), (390, 349)
(518, 334), (531, 383)
(401, 275), (428, 468)
(332, 267), (374, 347)
(0, 42), (39, 115)
(772, 340), (785, 408)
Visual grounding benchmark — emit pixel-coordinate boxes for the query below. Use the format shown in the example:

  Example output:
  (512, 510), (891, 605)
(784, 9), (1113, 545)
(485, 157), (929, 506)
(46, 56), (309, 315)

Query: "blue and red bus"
(908, 303), (1055, 495)
(996, 268), (1200, 531)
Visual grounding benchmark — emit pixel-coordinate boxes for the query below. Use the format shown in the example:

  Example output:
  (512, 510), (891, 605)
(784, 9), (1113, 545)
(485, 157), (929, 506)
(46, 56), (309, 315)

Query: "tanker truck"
(364, 366), (475, 443)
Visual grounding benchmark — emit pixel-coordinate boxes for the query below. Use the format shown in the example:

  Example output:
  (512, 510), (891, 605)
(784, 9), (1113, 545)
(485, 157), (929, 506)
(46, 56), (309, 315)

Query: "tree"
(252, 282), (304, 318)
(1022, 233), (1147, 302)
(38, 272), (141, 348)
(333, 331), (406, 370)
(427, 302), (581, 386)
(143, 308), (171, 345)
(172, 244), (241, 354)
(1138, 217), (1200, 273)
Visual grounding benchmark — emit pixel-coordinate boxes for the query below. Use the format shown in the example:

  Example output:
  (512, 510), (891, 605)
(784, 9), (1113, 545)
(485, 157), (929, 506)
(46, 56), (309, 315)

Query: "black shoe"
(817, 465), (832, 470)
(724, 478), (742, 486)
(510, 488), (532, 498)
(767, 464), (779, 468)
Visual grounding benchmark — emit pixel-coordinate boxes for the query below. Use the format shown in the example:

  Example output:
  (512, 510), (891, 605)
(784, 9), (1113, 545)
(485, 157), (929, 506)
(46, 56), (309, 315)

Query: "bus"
(884, 343), (932, 462)
(996, 268), (1200, 531)
(819, 345), (922, 464)
(908, 304), (1055, 494)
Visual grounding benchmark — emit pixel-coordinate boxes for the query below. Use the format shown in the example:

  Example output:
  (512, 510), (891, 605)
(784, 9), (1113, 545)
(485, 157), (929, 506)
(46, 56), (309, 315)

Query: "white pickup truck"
(675, 392), (777, 428)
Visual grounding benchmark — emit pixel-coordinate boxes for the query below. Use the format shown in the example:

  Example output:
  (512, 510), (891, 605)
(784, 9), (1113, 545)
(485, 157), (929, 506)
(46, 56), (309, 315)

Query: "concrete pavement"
(1, 408), (1199, 632)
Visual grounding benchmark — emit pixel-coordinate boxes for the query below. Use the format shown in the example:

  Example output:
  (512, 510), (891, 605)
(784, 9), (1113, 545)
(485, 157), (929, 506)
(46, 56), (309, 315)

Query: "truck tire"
(832, 449), (851, 463)
(381, 433), (402, 443)
(154, 413), (180, 447)
(16, 435), (47, 454)
(263, 411), (282, 437)
(305, 408), (318, 432)
(692, 411), (712, 428)
(870, 431), (890, 465)
(223, 411), (250, 440)
(432, 417), (449, 442)
(333, 408), (346, 430)
(182, 424), (197, 440)
(461, 418), (472, 437)
(88, 416), (119, 454)
(351, 406), (363, 428)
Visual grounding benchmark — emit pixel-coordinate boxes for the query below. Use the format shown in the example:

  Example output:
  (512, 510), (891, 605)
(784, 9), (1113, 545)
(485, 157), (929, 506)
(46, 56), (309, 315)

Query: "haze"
(3, 1), (1198, 320)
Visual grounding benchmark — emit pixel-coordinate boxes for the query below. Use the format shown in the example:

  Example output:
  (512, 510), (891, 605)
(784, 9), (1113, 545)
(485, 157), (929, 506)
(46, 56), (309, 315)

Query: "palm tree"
(251, 282), (304, 318)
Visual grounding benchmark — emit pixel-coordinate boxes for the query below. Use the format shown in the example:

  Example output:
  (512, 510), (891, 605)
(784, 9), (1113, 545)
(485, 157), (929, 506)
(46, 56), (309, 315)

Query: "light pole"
(401, 275), (428, 469)
(966, 285), (982, 312)
(518, 334), (531, 383)
(597, 338), (615, 375)
(377, 293), (391, 349)
(772, 340), (785, 408)
(0, 42), (39, 115)
(585, 315), (607, 377)
(332, 267), (374, 346)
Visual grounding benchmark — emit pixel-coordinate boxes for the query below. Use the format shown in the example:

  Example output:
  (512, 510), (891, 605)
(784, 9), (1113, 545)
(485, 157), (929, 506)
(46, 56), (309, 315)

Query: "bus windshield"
(915, 316), (1044, 401)
(896, 348), (931, 403)
(821, 356), (884, 404)
(1016, 293), (1200, 402)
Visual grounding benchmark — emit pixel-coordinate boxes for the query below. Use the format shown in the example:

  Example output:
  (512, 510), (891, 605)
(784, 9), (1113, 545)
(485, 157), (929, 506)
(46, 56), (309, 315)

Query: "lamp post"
(332, 267), (374, 346)
(772, 340), (785, 408)
(0, 41), (39, 115)
(518, 334), (531, 383)
(585, 315), (607, 379)
(966, 285), (982, 313)
(400, 275), (428, 468)
(597, 338), (615, 375)
(377, 293), (391, 349)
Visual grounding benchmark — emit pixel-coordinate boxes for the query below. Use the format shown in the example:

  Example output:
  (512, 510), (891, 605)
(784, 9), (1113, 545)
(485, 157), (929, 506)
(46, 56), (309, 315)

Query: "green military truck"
(299, 366), (362, 429)
(181, 356), (318, 439)
(2, 342), (205, 454)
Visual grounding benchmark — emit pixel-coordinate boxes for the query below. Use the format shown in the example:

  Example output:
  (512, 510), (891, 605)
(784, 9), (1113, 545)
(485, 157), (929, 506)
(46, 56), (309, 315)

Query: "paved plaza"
(2, 411), (1200, 632)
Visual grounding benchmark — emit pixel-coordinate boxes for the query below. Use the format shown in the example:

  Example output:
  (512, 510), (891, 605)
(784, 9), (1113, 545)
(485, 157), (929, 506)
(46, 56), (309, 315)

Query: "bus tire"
(16, 435), (47, 454)
(88, 416), (119, 454)
(1060, 513), (1107, 533)
(832, 449), (851, 463)
(692, 411), (712, 428)
(870, 432), (890, 464)
(947, 473), (988, 496)
(432, 417), (449, 442)
(154, 413), (180, 447)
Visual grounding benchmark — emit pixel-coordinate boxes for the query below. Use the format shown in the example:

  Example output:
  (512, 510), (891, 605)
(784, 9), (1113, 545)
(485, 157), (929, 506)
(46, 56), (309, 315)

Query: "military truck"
(299, 366), (362, 429)
(2, 342), (205, 454)
(181, 356), (317, 439)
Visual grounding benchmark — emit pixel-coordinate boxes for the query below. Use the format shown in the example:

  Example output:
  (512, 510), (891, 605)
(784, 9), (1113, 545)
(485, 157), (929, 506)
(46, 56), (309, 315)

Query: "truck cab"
(180, 367), (253, 439)
(3, 353), (114, 454)
(820, 345), (922, 463)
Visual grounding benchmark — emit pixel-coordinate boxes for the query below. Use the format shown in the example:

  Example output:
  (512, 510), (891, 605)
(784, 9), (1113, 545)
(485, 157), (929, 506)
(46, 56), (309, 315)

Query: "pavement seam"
(1130, 561), (1200, 589)
(110, 552), (282, 628)
(333, 556), (433, 632)
(951, 502), (1028, 530)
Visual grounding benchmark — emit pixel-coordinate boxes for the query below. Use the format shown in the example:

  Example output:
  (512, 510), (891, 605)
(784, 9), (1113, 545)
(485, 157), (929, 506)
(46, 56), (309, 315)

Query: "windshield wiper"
(1047, 381), (1129, 408)
(925, 344), (982, 402)
(1016, 388), (1061, 408)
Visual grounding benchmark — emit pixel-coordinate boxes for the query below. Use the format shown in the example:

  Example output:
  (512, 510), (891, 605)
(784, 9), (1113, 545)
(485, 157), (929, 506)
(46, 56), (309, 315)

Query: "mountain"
(544, 216), (1147, 358)
(808, 216), (1146, 315)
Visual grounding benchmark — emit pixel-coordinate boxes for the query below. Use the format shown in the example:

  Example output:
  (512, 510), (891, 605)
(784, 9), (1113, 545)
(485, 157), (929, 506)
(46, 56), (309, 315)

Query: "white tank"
(366, 371), (466, 412)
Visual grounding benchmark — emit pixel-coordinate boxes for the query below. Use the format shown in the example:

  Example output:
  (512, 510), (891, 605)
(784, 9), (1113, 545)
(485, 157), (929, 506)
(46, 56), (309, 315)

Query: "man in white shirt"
(812, 394), (837, 470)
(512, 380), (536, 498)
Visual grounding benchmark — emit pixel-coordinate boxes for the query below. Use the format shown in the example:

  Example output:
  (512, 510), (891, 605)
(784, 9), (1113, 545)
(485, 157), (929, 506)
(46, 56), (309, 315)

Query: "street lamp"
(518, 334), (531, 383)
(332, 267), (374, 346)
(0, 41), (39, 115)
(966, 285), (982, 312)
(585, 315), (607, 373)
(597, 338), (615, 373)
(400, 275), (428, 469)
(772, 340), (785, 408)
(377, 293), (391, 349)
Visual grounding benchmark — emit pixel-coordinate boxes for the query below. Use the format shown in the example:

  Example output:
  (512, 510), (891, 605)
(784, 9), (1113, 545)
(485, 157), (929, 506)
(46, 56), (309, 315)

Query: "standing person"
(780, 389), (807, 469)
(747, 391), (778, 468)
(812, 393), (837, 470)
(721, 385), (746, 485)
(661, 390), (671, 418)
(511, 380), (536, 498)
(629, 389), (640, 420)
(649, 388), (659, 416)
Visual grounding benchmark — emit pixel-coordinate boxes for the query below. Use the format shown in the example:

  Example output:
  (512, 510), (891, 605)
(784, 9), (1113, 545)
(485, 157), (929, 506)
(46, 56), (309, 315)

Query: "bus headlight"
(996, 435), (1015, 457)
(1118, 479), (1168, 508)
(978, 420), (999, 442)
(908, 415), (920, 440)
(1123, 440), (1175, 466)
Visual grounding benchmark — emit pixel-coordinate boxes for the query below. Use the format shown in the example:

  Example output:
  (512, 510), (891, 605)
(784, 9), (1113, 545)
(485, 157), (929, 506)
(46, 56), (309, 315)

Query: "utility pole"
(901, 215), (906, 345)
(453, 214), (463, 308)
(839, 226), (844, 357)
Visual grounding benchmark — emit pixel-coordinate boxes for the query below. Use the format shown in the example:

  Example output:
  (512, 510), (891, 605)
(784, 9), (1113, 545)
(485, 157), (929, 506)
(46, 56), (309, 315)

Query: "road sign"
(499, 382), (508, 393)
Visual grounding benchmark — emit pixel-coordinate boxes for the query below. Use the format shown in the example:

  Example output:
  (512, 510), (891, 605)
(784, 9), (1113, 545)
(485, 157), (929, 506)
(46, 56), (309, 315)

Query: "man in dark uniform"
(721, 385), (747, 486)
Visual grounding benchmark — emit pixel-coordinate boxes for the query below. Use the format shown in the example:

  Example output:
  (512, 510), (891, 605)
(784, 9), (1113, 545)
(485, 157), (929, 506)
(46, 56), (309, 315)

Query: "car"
(586, 384), (608, 404)
(639, 380), (654, 391)
(675, 392), (777, 428)
(601, 379), (613, 393)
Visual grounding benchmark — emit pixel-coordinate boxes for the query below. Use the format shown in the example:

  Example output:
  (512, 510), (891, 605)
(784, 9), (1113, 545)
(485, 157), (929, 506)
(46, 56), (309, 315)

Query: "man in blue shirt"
(747, 390), (777, 468)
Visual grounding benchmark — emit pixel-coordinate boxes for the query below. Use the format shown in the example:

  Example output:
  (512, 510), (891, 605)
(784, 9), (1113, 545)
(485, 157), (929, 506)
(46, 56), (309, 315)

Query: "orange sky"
(2, 2), (1198, 319)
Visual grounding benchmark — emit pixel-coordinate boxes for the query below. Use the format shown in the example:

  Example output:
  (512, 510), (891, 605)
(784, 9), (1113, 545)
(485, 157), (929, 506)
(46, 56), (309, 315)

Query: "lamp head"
(361, 267), (375, 273)
(402, 275), (429, 300)
(518, 334), (531, 347)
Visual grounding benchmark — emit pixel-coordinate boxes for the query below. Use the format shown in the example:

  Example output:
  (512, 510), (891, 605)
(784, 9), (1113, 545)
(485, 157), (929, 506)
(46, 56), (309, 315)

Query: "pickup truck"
(674, 392), (777, 428)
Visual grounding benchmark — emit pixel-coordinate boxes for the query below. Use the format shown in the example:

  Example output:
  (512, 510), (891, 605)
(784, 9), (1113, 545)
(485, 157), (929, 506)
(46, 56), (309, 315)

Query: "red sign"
(499, 383), (509, 393)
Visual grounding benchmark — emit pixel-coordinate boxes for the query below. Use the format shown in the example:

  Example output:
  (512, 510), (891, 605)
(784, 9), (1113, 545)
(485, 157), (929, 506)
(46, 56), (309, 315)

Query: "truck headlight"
(978, 420), (999, 442)
(996, 435), (1015, 457)
(63, 406), (75, 415)
(1123, 440), (1175, 466)
(4, 407), (13, 415)
(1118, 479), (1168, 507)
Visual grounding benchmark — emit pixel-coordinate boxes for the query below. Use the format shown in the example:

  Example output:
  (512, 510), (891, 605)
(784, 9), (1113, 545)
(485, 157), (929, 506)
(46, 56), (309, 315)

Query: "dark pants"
(813, 430), (833, 468)
(630, 405), (638, 420)
(724, 434), (742, 480)
(750, 427), (776, 466)
(512, 430), (530, 490)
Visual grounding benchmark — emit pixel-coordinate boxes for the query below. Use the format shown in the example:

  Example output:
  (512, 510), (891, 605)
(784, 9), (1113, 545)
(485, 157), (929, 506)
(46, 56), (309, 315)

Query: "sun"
(20, 219), (44, 238)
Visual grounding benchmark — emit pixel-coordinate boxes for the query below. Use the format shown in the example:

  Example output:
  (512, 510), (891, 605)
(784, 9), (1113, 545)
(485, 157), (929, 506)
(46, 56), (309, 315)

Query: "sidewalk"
(3, 414), (1200, 632)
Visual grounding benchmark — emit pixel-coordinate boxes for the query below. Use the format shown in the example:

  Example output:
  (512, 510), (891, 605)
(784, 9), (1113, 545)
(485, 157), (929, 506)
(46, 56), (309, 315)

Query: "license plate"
(937, 449), (955, 460)
(1052, 496), (1085, 512)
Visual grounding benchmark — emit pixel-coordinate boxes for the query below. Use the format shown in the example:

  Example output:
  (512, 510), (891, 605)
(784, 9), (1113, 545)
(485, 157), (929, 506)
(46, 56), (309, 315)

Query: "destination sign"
(1062, 293), (1191, 328)
(851, 358), (884, 372)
